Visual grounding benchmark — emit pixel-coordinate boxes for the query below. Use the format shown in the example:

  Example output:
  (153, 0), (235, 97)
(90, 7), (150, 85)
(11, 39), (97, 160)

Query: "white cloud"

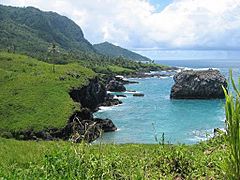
(1, 0), (240, 50)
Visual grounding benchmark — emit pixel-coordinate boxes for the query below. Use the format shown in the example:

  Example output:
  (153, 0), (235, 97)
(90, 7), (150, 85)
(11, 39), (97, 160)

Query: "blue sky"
(149, 0), (173, 11)
(1, 0), (240, 59)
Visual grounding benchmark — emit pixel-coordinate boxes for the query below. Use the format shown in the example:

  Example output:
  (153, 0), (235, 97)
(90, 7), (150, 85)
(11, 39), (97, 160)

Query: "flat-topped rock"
(133, 93), (144, 97)
(170, 69), (227, 99)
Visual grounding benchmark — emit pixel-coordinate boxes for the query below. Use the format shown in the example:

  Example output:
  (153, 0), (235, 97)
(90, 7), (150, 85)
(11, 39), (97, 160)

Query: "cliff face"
(69, 77), (107, 111)
(7, 78), (117, 143)
(170, 69), (227, 99)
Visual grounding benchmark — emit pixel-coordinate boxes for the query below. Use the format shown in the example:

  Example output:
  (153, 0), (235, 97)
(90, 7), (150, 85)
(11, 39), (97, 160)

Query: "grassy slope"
(0, 137), (225, 179)
(0, 52), (95, 132)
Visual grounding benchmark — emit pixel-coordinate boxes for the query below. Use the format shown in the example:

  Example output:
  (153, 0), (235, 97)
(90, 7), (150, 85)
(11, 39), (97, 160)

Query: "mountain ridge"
(0, 5), (95, 59)
(93, 41), (151, 62)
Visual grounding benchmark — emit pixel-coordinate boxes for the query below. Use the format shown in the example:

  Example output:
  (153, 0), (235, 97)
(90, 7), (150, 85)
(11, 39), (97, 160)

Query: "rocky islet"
(170, 69), (227, 99)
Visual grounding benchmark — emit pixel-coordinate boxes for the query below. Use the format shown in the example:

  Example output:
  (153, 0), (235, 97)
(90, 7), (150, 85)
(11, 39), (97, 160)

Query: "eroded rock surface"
(106, 79), (126, 92)
(170, 69), (227, 99)
(69, 77), (106, 111)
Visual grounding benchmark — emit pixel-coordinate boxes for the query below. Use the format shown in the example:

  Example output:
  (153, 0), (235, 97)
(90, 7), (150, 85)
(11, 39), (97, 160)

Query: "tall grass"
(223, 70), (240, 179)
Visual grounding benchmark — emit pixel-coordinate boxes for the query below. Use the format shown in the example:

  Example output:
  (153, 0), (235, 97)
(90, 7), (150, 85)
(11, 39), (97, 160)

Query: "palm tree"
(48, 43), (58, 73)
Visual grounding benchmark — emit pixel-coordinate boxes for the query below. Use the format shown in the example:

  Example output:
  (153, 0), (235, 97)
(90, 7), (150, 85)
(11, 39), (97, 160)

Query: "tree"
(48, 43), (58, 73)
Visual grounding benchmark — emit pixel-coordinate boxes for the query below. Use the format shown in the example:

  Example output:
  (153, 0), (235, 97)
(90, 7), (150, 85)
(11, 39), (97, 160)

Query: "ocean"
(94, 59), (240, 144)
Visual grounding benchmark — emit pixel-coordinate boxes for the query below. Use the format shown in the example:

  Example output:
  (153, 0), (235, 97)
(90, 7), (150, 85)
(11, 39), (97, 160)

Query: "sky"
(1, 0), (240, 59)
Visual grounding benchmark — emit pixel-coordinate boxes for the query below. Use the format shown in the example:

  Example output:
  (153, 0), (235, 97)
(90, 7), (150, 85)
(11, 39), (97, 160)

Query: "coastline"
(94, 67), (226, 144)
(1, 65), (226, 144)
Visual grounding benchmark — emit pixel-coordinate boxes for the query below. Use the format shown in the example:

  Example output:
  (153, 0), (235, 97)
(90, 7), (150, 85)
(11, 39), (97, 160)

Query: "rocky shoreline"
(126, 68), (179, 79)
(4, 75), (138, 143)
(65, 71), (175, 143)
(4, 67), (227, 143)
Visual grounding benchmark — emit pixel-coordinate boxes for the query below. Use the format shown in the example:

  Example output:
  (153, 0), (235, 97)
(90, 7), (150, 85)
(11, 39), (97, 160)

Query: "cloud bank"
(1, 0), (240, 50)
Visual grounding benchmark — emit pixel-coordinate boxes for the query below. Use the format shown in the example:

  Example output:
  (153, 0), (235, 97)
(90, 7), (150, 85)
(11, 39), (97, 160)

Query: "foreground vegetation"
(223, 71), (240, 179)
(0, 136), (226, 179)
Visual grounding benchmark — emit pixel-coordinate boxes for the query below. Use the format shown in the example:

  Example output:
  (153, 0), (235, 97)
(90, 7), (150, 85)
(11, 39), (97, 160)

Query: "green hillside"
(0, 4), (165, 72)
(94, 41), (151, 62)
(0, 52), (95, 133)
(0, 5), (95, 59)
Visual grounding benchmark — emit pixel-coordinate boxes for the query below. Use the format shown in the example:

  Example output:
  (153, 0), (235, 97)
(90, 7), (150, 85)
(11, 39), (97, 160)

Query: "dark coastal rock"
(100, 94), (122, 107)
(11, 128), (59, 141)
(125, 67), (179, 79)
(116, 94), (127, 98)
(133, 93), (144, 97)
(105, 75), (138, 92)
(62, 108), (117, 143)
(101, 98), (122, 106)
(94, 118), (117, 132)
(127, 90), (136, 93)
(69, 77), (107, 111)
(115, 76), (138, 84)
(106, 80), (126, 92)
(170, 69), (227, 99)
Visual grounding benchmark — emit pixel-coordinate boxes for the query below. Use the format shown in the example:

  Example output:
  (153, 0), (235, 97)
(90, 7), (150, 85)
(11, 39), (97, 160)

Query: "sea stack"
(170, 69), (227, 99)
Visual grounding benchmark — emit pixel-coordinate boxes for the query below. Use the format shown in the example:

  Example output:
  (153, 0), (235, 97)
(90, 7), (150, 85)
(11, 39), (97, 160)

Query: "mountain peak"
(0, 4), (95, 58)
(93, 42), (151, 62)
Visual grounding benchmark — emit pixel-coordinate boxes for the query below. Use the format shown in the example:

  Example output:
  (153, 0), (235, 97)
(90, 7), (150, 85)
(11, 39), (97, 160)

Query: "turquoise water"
(94, 61), (240, 144)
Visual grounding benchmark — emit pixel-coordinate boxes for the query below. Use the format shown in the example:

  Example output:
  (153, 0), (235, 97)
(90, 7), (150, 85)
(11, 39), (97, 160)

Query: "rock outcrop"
(63, 108), (117, 143)
(68, 78), (118, 142)
(170, 69), (227, 99)
(105, 75), (138, 92)
(69, 77), (107, 111)
(133, 93), (144, 97)
(9, 108), (117, 143)
(115, 76), (138, 85)
(106, 79), (126, 92)
(101, 96), (122, 107)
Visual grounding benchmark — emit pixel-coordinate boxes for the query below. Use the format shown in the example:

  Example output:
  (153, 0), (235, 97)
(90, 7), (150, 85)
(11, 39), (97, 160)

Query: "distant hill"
(0, 5), (95, 59)
(93, 42), (151, 62)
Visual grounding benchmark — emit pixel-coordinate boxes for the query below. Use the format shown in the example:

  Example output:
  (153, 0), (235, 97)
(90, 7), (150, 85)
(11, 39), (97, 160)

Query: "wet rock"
(115, 76), (138, 84)
(101, 98), (122, 106)
(100, 94), (122, 106)
(94, 118), (117, 132)
(116, 94), (127, 98)
(133, 93), (144, 97)
(128, 90), (136, 93)
(65, 108), (117, 143)
(170, 69), (227, 99)
(106, 80), (126, 92)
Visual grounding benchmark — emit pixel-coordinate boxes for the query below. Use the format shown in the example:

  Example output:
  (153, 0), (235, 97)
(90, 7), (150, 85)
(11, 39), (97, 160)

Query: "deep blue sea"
(94, 60), (240, 144)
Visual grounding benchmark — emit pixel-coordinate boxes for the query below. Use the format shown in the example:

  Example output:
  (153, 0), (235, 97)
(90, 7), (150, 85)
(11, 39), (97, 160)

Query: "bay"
(94, 60), (240, 144)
